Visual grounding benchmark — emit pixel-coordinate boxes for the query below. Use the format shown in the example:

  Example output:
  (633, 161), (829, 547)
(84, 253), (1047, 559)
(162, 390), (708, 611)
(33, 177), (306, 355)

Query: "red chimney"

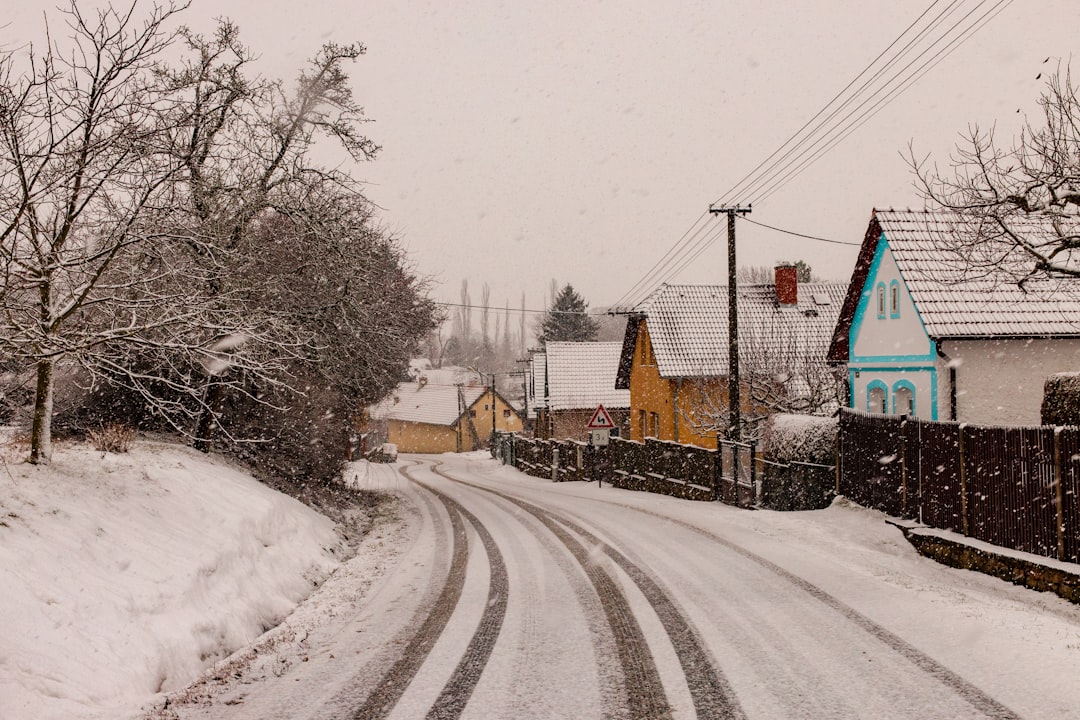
(775, 264), (798, 306)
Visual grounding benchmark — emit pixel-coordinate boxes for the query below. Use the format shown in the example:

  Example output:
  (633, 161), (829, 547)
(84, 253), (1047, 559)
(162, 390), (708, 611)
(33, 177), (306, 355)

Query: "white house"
(828, 209), (1080, 425)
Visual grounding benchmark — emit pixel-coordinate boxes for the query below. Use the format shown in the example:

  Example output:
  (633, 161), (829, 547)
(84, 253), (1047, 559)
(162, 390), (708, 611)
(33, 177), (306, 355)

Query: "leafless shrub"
(87, 424), (137, 454)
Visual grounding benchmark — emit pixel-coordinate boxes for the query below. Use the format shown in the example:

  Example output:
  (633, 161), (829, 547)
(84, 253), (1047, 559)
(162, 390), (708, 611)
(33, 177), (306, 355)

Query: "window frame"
(876, 282), (886, 319)
(892, 380), (915, 417)
(889, 280), (900, 319)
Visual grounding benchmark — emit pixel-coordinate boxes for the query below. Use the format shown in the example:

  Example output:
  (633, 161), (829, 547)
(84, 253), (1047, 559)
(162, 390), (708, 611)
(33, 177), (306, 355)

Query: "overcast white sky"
(8, 1), (1079, 315)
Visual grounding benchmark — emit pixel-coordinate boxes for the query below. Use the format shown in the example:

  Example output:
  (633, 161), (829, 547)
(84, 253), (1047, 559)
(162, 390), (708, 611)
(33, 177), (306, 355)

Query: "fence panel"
(1055, 429), (1080, 563)
(913, 419), (963, 532)
(839, 410), (905, 517)
(963, 426), (1059, 559)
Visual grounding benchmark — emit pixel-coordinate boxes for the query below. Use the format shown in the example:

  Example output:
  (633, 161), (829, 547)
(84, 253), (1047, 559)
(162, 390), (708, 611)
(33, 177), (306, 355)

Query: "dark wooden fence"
(495, 433), (754, 506)
(839, 409), (1080, 563)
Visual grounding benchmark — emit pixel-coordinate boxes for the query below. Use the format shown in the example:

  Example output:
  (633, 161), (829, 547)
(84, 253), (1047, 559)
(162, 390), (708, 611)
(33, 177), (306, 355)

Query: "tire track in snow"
(542, 491), (1021, 720)
(346, 467), (470, 720)
(420, 485), (509, 720)
(431, 464), (693, 720)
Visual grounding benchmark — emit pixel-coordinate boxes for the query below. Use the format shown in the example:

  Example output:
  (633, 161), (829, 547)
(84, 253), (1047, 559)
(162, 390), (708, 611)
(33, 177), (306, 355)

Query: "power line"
(714, 0), (958, 206)
(613, 0), (1009, 306)
(432, 300), (609, 317)
(750, 0), (1012, 206)
(738, 215), (861, 246)
(732, 0), (971, 204)
(610, 211), (712, 311)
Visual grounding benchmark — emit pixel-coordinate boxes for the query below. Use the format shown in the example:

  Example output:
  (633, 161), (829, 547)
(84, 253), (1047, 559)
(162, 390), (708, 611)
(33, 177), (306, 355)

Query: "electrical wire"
(731, 0), (971, 203)
(751, 0), (1012, 206)
(714, 0), (958, 206)
(433, 300), (610, 317)
(738, 215), (861, 246)
(613, 0), (1010, 307)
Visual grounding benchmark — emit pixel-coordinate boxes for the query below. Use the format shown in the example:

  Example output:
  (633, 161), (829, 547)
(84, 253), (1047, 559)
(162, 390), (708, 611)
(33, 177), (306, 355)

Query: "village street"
(159, 452), (1080, 720)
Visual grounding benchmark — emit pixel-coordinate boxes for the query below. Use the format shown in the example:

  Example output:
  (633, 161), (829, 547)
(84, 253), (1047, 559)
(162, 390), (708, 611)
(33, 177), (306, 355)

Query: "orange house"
(368, 380), (523, 453)
(616, 268), (847, 448)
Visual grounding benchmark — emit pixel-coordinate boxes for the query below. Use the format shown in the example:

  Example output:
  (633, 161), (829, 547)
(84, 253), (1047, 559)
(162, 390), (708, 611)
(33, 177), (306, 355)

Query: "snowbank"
(0, 440), (343, 720)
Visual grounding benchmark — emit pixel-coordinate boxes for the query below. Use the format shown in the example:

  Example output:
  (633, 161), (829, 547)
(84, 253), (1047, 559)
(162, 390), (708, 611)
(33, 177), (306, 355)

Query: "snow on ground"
(5, 442), (1080, 719)
(0, 437), (359, 720)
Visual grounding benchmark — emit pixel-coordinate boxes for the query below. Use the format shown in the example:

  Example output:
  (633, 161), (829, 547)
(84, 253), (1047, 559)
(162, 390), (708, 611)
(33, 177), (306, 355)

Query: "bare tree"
(911, 64), (1080, 284)
(154, 23), (382, 449)
(0, 2), (198, 463)
(0, 4), (436, 465)
(677, 319), (842, 442)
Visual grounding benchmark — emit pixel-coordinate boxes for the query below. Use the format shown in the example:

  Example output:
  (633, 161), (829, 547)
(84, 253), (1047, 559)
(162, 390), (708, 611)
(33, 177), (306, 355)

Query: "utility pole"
(708, 203), (751, 442)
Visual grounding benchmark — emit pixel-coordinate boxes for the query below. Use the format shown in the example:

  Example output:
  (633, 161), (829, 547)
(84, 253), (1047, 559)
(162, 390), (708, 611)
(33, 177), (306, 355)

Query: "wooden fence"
(839, 409), (1080, 563)
(495, 433), (760, 506)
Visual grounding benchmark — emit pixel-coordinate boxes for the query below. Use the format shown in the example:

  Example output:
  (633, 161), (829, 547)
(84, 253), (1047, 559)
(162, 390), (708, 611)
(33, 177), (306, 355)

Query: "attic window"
(889, 280), (900, 319)
(812, 292), (831, 306)
(876, 283), (886, 319)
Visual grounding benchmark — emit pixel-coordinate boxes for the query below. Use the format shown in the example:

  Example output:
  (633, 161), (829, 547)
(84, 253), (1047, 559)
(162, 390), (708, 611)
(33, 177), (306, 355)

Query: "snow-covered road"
(165, 453), (1080, 719)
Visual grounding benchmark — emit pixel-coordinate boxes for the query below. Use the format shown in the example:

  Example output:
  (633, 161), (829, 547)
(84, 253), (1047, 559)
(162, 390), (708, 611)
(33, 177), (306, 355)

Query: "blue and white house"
(828, 209), (1080, 426)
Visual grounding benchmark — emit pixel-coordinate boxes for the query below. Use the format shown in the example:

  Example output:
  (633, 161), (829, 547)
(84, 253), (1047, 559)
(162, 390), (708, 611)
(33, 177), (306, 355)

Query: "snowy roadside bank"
(0, 439), (403, 720)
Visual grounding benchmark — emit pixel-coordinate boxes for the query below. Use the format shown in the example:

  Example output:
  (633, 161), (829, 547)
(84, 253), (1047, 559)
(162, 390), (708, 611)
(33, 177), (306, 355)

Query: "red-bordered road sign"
(586, 404), (616, 429)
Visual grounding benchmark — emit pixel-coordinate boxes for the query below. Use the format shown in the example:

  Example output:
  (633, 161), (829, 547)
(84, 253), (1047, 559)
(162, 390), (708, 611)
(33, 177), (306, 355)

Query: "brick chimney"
(775, 264), (798, 306)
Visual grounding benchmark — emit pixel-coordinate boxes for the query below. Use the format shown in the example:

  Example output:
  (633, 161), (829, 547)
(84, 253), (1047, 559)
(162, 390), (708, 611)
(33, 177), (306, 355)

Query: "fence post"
(900, 417), (908, 517)
(713, 434), (722, 501)
(958, 424), (969, 536)
(750, 440), (759, 505)
(1055, 426), (1066, 561)
(552, 446), (560, 483)
(835, 417), (842, 496)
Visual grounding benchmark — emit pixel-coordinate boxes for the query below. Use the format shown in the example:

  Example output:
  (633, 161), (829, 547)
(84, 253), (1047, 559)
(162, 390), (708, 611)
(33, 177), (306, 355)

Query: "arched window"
(893, 381), (915, 417)
(876, 283), (886, 319)
(867, 382), (888, 414)
(889, 280), (901, 318)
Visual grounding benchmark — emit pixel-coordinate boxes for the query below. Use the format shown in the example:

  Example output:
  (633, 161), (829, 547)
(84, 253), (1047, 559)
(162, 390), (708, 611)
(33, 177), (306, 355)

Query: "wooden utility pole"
(708, 203), (751, 442)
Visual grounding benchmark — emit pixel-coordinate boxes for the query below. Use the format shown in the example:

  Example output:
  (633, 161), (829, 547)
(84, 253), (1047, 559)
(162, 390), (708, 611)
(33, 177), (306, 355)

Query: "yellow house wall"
(628, 321), (726, 450)
(471, 389), (524, 445)
(387, 420), (459, 454)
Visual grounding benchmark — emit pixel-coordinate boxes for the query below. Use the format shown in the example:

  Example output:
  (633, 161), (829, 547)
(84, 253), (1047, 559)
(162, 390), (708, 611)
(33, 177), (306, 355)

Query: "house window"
(876, 283), (886, 319)
(893, 382), (915, 417)
(469, 410), (477, 418)
(649, 412), (660, 438)
(639, 409), (647, 437)
(889, 280), (900, 319)
(503, 409), (512, 419)
(867, 382), (887, 414)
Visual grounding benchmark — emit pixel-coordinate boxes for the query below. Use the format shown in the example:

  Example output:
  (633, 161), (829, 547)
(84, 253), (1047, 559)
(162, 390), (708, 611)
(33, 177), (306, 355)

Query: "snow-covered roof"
(880, 210), (1080, 337)
(369, 382), (487, 426)
(829, 209), (1080, 361)
(545, 341), (630, 411)
(624, 281), (847, 380)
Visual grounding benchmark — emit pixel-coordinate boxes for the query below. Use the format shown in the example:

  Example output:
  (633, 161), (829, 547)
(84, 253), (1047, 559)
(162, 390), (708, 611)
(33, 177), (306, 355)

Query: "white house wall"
(851, 243), (931, 360)
(848, 237), (938, 419)
(939, 337), (1080, 426)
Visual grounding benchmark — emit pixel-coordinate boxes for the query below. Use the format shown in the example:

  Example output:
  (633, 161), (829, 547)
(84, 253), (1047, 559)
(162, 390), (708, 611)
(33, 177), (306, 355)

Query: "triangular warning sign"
(587, 404), (616, 429)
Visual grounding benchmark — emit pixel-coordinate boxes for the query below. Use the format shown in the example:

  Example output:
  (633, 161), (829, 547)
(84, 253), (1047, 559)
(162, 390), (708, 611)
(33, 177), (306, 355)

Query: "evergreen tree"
(538, 284), (600, 345)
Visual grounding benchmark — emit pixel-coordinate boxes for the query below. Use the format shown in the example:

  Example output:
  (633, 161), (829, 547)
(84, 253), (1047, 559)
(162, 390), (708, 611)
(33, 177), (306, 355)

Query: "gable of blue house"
(847, 231), (939, 419)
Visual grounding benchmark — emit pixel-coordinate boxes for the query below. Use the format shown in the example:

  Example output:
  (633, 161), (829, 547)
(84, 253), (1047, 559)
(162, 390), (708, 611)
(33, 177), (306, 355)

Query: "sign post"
(586, 405), (616, 486)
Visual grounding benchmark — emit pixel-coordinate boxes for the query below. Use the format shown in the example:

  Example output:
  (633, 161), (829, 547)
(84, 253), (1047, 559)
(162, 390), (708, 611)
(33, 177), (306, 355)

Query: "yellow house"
(616, 269), (847, 447)
(370, 380), (523, 454)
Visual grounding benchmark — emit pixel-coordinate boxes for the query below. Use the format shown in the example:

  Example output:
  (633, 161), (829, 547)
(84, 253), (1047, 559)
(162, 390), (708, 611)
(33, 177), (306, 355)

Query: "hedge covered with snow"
(759, 414), (837, 511)
(1042, 372), (1080, 427)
